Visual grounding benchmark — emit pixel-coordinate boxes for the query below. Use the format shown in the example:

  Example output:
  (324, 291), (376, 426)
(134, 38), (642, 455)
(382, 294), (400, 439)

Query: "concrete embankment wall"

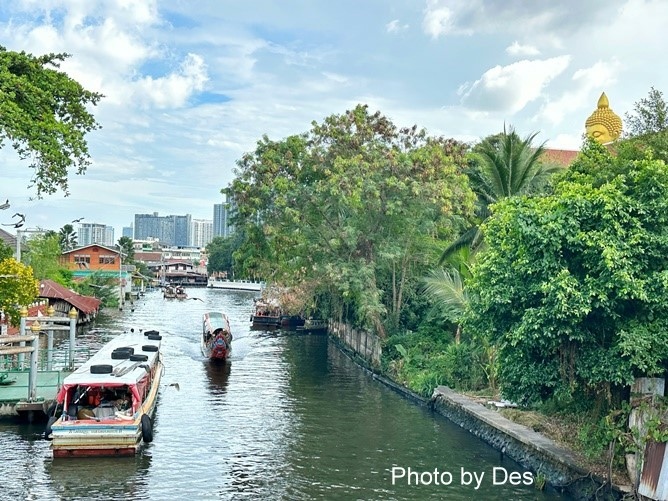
(328, 322), (630, 500)
(328, 321), (382, 367)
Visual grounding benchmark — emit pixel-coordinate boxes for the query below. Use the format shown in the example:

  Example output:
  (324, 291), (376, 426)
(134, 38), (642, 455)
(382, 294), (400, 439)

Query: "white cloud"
(535, 59), (621, 125)
(506, 41), (540, 57)
(422, 0), (457, 39)
(132, 53), (209, 109)
(460, 56), (571, 114)
(386, 19), (408, 34)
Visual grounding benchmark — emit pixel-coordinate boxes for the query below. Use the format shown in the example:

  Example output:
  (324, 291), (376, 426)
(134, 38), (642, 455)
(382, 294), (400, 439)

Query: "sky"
(1, 0), (667, 240)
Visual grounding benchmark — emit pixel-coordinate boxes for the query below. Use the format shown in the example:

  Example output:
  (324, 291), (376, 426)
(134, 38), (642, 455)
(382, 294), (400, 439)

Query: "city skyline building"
(134, 212), (193, 247)
(191, 219), (213, 248)
(213, 192), (236, 239)
(77, 223), (115, 247)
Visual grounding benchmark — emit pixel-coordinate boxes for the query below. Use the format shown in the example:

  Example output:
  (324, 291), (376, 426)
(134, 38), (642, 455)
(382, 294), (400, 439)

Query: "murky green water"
(0, 288), (568, 500)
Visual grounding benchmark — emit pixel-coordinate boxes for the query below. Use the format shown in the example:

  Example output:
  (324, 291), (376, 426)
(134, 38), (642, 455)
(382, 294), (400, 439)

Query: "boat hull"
(207, 279), (264, 292)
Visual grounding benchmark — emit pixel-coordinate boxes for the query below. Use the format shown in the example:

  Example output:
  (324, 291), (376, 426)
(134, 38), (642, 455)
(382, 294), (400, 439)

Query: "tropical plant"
(0, 46), (102, 197)
(422, 267), (468, 343)
(58, 224), (77, 252)
(439, 125), (563, 263)
(116, 236), (134, 263)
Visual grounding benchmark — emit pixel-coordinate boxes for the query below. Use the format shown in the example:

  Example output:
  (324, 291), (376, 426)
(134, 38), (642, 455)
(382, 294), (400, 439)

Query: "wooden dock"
(0, 369), (71, 420)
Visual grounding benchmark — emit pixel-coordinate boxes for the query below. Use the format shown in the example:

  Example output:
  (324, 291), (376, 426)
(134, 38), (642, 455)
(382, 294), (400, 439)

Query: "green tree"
(0, 46), (102, 197)
(624, 86), (668, 136)
(116, 236), (134, 263)
(58, 224), (77, 252)
(25, 232), (71, 283)
(619, 87), (668, 164)
(229, 105), (475, 336)
(206, 236), (236, 277)
(440, 126), (563, 262)
(464, 140), (668, 405)
(0, 258), (39, 326)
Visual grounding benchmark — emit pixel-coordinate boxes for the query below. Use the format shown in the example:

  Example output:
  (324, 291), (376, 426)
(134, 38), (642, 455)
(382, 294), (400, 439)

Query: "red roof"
(541, 148), (579, 167)
(38, 279), (102, 314)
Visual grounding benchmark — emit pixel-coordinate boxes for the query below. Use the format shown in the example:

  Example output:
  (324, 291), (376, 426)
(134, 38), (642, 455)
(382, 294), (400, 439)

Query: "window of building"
(74, 255), (91, 264)
(99, 255), (116, 265)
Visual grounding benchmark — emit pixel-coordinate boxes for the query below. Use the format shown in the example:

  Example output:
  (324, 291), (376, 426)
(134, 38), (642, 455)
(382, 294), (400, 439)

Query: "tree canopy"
(464, 139), (668, 405)
(0, 46), (102, 197)
(227, 104), (475, 335)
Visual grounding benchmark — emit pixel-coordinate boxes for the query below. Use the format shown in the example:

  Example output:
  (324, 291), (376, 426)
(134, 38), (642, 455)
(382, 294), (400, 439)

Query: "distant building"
(213, 195), (236, 238)
(134, 212), (192, 247)
(191, 219), (213, 248)
(122, 225), (133, 238)
(78, 223), (115, 247)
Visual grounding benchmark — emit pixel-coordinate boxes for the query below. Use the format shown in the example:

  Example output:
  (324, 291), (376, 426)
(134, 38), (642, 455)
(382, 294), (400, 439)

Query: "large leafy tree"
(464, 140), (668, 405)
(0, 46), (102, 197)
(228, 105), (475, 336)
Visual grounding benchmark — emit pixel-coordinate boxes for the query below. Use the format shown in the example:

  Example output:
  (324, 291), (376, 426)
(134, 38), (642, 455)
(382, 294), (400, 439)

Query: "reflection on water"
(0, 289), (568, 500)
(47, 455), (152, 500)
(205, 361), (231, 395)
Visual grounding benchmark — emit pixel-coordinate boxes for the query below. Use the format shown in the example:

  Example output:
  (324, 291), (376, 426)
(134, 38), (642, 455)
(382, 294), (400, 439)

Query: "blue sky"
(1, 0), (667, 240)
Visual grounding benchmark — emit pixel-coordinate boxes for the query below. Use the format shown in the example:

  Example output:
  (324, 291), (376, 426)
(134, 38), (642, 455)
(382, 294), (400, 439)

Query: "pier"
(0, 306), (78, 421)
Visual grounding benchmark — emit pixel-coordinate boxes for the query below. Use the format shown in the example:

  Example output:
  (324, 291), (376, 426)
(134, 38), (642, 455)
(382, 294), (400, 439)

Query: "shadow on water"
(47, 454), (152, 499)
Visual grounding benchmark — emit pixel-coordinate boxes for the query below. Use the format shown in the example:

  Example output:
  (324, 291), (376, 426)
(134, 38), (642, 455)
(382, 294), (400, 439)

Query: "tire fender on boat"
(44, 415), (58, 440)
(90, 364), (113, 374)
(141, 414), (153, 443)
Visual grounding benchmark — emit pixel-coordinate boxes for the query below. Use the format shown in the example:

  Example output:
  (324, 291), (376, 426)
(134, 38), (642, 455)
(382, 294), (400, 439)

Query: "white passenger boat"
(207, 277), (264, 292)
(46, 330), (164, 458)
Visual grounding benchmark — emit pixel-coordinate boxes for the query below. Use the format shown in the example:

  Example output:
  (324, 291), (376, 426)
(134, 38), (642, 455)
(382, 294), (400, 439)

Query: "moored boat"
(46, 330), (164, 458)
(201, 312), (233, 361)
(207, 277), (265, 292)
(250, 298), (281, 329)
(296, 318), (328, 335)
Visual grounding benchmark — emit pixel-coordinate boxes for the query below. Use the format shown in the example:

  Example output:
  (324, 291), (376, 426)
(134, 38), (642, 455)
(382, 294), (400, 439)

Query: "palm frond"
(423, 267), (469, 322)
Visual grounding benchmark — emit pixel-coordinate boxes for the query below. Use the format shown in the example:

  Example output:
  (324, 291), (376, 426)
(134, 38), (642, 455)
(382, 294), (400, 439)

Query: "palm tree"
(58, 224), (77, 252)
(423, 267), (469, 343)
(439, 125), (563, 263)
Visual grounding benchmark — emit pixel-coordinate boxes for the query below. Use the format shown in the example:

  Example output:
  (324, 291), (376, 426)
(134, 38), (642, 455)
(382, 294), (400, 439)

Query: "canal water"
(0, 288), (568, 500)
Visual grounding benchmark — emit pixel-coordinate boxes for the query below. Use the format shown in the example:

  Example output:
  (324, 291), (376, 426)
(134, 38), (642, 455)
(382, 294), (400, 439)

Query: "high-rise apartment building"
(122, 225), (133, 238)
(213, 194), (236, 238)
(191, 219), (213, 248)
(134, 213), (193, 247)
(78, 223), (115, 247)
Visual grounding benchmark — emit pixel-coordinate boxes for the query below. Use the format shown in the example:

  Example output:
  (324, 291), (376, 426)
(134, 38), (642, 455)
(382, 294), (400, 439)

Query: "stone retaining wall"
(432, 386), (630, 500)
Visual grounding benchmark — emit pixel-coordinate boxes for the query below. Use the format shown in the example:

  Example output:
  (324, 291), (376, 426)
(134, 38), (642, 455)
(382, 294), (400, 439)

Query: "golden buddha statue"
(585, 92), (623, 144)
